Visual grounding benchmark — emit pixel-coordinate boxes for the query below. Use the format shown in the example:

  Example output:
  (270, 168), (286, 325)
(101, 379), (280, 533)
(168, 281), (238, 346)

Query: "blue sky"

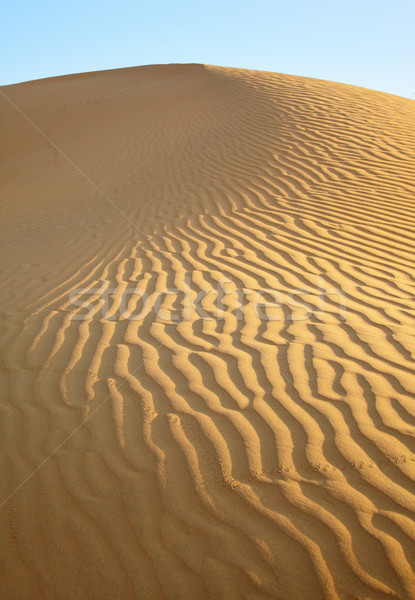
(1, 0), (414, 97)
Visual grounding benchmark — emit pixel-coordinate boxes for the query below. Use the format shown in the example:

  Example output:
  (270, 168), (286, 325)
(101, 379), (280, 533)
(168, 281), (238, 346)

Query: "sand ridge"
(1, 64), (415, 599)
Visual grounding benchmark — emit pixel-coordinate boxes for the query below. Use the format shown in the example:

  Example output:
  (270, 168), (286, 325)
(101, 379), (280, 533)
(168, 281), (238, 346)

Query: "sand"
(0, 64), (415, 600)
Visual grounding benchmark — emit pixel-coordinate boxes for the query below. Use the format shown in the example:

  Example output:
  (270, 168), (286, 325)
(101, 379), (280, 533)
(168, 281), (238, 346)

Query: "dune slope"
(1, 64), (415, 600)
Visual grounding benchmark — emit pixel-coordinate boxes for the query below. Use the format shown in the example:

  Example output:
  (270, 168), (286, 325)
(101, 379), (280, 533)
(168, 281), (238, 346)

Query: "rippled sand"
(1, 64), (415, 600)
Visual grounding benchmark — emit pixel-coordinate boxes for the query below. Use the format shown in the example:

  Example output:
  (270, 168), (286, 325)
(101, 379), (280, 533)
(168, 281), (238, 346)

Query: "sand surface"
(1, 64), (415, 599)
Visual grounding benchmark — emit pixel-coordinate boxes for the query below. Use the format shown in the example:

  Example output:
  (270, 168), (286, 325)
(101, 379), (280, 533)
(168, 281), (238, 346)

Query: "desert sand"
(1, 64), (415, 600)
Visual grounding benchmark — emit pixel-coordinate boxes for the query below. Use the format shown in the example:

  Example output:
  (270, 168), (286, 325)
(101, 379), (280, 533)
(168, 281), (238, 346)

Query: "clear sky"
(1, 0), (414, 97)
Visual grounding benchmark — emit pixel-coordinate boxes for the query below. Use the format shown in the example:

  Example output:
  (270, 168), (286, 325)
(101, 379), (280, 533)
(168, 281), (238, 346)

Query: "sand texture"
(1, 64), (415, 599)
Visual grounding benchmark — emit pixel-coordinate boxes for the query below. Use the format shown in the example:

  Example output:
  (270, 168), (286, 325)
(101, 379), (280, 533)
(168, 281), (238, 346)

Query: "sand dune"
(1, 64), (415, 599)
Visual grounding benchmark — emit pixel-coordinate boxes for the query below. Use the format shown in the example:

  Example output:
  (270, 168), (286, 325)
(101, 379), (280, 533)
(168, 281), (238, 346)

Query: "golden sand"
(1, 64), (415, 599)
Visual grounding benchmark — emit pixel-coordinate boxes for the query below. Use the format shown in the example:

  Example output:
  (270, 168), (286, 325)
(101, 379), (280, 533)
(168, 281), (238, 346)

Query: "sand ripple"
(1, 64), (415, 599)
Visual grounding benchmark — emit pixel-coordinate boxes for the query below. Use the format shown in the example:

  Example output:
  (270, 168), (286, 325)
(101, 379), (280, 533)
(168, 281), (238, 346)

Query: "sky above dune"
(1, 0), (414, 97)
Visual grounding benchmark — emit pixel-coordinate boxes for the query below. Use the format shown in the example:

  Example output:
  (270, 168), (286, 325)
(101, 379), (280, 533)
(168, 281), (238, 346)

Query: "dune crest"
(1, 64), (415, 600)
